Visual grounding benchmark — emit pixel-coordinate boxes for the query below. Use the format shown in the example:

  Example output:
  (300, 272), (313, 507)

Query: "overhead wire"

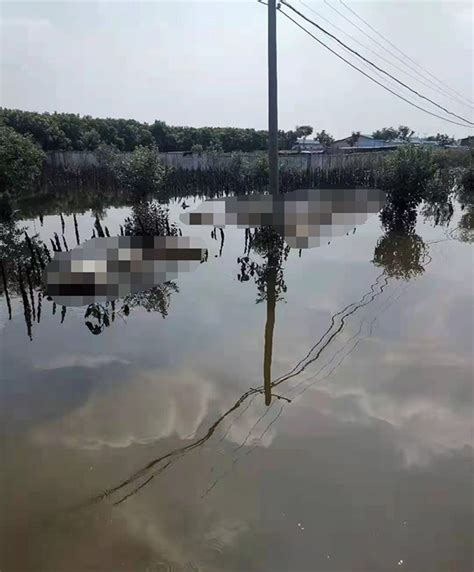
(296, 0), (473, 111)
(323, 0), (474, 107)
(276, 5), (473, 129)
(337, 0), (474, 106)
(281, 0), (473, 125)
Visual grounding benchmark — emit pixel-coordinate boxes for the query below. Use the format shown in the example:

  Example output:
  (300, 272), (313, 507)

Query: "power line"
(324, 0), (474, 107)
(281, 0), (473, 125)
(337, 0), (474, 106)
(293, 5), (419, 122)
(277, 6), (473, 129)
(297, 0), (473, 111)
(324, 0), (473, 107)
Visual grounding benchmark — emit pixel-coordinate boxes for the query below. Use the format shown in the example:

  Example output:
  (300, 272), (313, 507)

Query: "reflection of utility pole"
(263, 259), (277, 406)
(268, 0), (279, 196)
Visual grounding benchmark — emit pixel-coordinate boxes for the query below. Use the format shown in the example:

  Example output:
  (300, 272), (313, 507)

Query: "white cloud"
(32, 365), (277, 450)
(34, 354), (130, 370)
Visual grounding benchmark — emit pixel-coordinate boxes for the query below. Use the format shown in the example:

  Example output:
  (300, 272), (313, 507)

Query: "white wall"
(45, 150), (389, 173)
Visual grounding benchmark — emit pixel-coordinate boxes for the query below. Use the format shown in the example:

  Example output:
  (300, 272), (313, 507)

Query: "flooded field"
(1, 187), (473, 571)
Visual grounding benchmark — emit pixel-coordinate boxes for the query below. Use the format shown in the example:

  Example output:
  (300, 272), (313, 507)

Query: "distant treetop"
(0, 108), (301, 153)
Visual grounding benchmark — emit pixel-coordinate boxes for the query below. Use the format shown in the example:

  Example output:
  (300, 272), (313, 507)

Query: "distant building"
(460, 136), (474, 147)
(402, 137), (438, 147)
(292, 138), (325, 152)
(332, 134), (388, 150)
(331, 133), (449, 153)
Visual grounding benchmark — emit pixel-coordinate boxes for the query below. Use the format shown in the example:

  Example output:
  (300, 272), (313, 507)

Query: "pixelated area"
(45, 236), (206, 307)
(181, 188), (386, 248)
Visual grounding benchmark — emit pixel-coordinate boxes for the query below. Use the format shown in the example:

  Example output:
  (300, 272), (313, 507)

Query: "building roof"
(296, 137), (323, 144)
(333, 134), (374, 144)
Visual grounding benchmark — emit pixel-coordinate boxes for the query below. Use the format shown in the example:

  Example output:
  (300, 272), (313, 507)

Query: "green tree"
(372, 126), (399, 141)
(0, 126), (45, 195)
(295, 125), (313, 139)
(315, 129), (334, 147)
(397, 125), (414, 141)
(191, 144), (204, 154)
(0, 108), (299, 153)
(0, 108), (71, 150)
(207, 139), (224, 154)
(432, 133), (455, 146)
(378, 145), (437, 208)
(99, 144), (166, 193)
(80, 128), (102, 150)
(347, 131), (361, 146)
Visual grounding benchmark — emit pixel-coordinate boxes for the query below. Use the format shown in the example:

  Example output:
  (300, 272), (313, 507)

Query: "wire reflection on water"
(91, 230), (442, 506)
(85, 268), (397, 506)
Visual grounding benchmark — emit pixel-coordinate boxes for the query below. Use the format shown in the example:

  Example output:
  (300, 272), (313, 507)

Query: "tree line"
(371, 124), (456, 145)
(1, 108), (460, 155)
(0, 108), (301, 153)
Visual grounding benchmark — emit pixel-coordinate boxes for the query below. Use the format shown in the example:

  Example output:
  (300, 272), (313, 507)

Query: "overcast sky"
(0, 0), (472, 138)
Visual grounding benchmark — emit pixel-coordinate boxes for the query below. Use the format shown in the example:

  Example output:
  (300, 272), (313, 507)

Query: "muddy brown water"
(1, 191), (473, 572)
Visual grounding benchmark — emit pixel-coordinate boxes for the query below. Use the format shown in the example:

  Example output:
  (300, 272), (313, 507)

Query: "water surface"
(1, 189), (473, 572)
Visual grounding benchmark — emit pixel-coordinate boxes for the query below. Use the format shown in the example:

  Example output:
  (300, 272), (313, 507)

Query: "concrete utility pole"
(268, 0), (279, 195)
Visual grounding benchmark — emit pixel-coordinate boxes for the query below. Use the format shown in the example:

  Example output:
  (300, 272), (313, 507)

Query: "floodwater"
(0, 188), (473, 572)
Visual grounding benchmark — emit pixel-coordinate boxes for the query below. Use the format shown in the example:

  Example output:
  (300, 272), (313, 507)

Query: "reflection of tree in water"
(455, 176), (474, 243)
(125, 282), (179, 315)
(83, 200), (182, 335)
(84, 283), (179, 335)
(0, 222), (49, 287)
(0, 200), (186, 338)
(457, 208), (474, 243)
(238, 227), (290, 304)
(0, 219), (52, 338)
(238, 226), (290, 405)
(373, 230), (428, 280)
(422, 200), (454, 228)
(422, 190), (454, 228)
(420, 170), (460, 228)
(122, 200), (180, 237)
(14, 187), (134, 220)
(373, 203), (428, 281)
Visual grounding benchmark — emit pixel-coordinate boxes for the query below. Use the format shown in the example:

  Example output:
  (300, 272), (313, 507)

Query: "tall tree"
(397, 125), (414, 141)
(372, 126), (399, 141)
(347, 131), (361, 146)
(315, 129), (334, 147)
(295, 125), (313, 140)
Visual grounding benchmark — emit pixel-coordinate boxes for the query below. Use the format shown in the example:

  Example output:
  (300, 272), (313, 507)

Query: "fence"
(45, 150), (390, 173)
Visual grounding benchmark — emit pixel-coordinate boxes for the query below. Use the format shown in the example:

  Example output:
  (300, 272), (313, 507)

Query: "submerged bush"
(0, 192), (13, 222)
(0, 126), (45, 195)
(378, 146), (437, 208)
(458, 167), (473, 202)
(432, 148), (472, 170)
(191, 144), (204, 154)
(98, 144), (166, 193)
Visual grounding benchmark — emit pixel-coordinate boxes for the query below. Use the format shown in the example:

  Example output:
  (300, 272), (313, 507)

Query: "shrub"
(432, 148), (472, 170)
(0, 192), (13, 221)
(98, 144), (166, 193)
(0, 126), (45, 195)
(191, 144), (204, 154)
(249, 153), (269, 179)
(458, 167), (473, 203)
(377, 146), (438, 213)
